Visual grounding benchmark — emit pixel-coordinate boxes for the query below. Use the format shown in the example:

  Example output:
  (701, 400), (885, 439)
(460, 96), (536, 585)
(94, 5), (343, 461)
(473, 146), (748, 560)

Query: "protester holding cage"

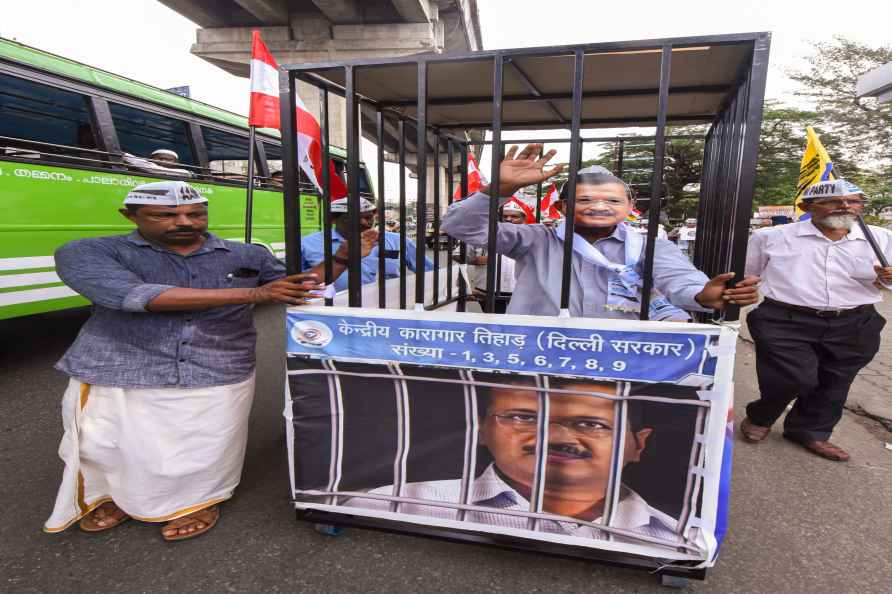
(44, 181), (323, 540)
(301, 195), (432, 292)
(441, 144), (759, 319)
(740, 179), (892, 462)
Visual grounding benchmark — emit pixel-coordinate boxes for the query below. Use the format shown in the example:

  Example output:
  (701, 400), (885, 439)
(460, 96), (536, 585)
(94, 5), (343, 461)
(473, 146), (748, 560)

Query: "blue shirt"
(54, 231), (286, 388)
(441, 192), (711, 318)
(301, 228), (433, 292)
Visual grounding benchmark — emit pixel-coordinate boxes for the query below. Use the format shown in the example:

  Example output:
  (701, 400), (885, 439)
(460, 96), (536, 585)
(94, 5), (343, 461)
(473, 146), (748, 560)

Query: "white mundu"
(746, 220), (892, 309)
(44, 374), (254, 532)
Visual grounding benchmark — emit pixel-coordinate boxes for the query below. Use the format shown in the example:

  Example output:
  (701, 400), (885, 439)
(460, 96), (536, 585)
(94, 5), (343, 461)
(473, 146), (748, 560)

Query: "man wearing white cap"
(442, 144), (760, 320)
(465, 199), (528, 313)
(301, 195), (432, 293)
(740, 179), (892, 461)
(44, 181), (323, 540)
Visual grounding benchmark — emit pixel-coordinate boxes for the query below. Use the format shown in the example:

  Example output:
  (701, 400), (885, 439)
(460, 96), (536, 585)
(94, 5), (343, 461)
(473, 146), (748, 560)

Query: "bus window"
(201, 126), (257, 182)
(331, 158), (373, 196)
(0, 72), (97, 158)
(108, 102), (195, 166)
(261, 141), (283, 188)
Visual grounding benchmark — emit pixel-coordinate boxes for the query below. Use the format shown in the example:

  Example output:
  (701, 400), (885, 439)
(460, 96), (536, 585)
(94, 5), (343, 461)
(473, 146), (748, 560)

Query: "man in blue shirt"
(442, 144), (760, 318)
(301, 195), (432, 293)
(45, 181), (322, 541)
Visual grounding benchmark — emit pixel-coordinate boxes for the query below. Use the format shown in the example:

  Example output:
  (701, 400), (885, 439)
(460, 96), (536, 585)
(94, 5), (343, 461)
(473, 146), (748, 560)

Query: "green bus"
(0, 37), (374, 320)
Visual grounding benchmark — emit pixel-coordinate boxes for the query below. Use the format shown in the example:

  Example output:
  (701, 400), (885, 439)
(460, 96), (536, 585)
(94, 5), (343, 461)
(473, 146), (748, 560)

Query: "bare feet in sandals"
(161, 506), (220, 541)
(79, 501), (130, 532)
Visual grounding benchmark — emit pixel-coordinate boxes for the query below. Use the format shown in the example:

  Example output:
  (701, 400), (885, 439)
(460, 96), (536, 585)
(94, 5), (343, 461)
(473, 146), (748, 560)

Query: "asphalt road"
(1, 305), (890, 593)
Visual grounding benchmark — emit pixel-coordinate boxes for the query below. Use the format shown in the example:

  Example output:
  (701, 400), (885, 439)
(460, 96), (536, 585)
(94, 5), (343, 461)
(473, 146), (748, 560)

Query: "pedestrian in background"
(740, 179), (892, 461)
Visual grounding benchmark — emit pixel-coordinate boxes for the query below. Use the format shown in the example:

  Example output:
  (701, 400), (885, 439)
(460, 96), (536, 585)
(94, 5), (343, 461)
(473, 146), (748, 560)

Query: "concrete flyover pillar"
(161, 0), (482, 148)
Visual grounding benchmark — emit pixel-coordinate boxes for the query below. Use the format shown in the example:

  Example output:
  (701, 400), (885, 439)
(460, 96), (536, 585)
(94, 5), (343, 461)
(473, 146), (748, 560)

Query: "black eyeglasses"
(490, 413), (613, 437)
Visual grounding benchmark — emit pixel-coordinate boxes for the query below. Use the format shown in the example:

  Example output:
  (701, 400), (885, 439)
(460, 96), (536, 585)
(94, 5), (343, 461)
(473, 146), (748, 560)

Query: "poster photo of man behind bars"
(287, 358), (705, 549)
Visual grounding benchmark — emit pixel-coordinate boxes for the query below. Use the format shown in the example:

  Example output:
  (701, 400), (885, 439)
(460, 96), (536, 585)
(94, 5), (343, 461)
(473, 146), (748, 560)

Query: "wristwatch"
(333, 254), (349, 265)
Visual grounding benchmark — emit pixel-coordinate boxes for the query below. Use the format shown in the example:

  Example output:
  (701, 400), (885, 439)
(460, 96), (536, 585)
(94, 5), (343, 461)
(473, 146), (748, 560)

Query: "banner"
(285, 308), (735, 566)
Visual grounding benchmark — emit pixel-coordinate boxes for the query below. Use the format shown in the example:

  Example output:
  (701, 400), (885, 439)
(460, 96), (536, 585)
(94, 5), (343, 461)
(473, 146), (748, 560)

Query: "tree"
(788, 36), (892, 167)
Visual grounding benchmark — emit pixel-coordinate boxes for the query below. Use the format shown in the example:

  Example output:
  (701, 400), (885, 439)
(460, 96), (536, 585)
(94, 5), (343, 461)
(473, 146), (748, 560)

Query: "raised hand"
(482, 144), (565, 198)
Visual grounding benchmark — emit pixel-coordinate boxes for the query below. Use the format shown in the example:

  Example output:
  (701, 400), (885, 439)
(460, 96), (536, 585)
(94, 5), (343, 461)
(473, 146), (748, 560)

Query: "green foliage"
(788, 36), (892, 166)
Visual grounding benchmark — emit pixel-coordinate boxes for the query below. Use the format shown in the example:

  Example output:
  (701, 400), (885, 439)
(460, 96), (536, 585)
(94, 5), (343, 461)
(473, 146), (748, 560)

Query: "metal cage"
(279, 31), (770, 322)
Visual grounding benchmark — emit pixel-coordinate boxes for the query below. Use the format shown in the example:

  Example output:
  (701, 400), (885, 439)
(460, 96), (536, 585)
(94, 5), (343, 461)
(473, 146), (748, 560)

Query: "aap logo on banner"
(291, 320), (333, 348)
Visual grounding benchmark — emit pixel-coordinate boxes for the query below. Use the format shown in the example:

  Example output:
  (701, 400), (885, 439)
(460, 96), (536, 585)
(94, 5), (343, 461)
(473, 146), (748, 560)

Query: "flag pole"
(245, 125), (256, 244)
(857, 215), (889, 267)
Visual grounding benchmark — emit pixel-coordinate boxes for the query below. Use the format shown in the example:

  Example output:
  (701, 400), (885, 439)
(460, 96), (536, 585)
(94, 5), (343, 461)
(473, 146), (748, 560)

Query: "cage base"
(296, 508), (707, 581)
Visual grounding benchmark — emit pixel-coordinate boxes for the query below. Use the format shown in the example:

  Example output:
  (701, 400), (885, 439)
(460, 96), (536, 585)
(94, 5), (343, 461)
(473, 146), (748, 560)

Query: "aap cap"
(124, 181), (208, 206)
(802, 178), (865, 201)
(330, 196), (376, 213)
(150, 149), (179, 160)
(501, 200), (527, 213)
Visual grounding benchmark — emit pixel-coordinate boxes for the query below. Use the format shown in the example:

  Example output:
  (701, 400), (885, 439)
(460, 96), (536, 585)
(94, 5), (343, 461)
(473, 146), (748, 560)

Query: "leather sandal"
(161, 505), (220, 542)
(739, 417), (771, 443)
(784, 436), (850, 462)
(79, 501), (130, 533)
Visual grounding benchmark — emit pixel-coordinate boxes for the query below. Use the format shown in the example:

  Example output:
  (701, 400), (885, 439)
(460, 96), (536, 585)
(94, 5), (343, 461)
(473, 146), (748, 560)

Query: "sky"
(2, 0), (890, 202)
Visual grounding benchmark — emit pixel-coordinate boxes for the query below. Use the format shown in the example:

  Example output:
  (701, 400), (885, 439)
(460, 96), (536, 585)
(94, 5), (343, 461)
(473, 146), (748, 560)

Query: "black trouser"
(746, 300), (884, 441)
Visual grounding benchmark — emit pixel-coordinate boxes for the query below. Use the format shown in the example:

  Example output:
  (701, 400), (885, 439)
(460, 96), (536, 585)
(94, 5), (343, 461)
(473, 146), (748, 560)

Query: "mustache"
(166, 227), (199, 233)
(522, 443), (592, 459)
(580, 209), (614, 217)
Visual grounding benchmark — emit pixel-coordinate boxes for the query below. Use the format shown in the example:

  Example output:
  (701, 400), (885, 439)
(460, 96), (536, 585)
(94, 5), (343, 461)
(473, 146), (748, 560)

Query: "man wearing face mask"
(740, 179), (892, 462)
(441, 144), (759, 319)
(345, 378), (678, 544)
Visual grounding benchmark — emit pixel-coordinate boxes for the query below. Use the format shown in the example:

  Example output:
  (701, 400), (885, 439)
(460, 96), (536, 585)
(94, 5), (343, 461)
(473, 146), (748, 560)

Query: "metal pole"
(484, 54), (505, 314)
(415, 61), (429, 309)
(639, 45), (672, 320)
(377, 109), (387, 308)
(433, 134), (441, 305)
(446, 138), (455, 301)
(244, 126), (256, 243)
(559, 49), (585, 313)
(279, 71), (301, 275)
(398, 119), (407, 309)
(345, 66), (362, 307)
(320, 87), (334, 306)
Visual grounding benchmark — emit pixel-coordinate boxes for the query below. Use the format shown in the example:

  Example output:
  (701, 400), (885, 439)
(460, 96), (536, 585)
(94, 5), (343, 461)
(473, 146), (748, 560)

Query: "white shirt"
(466, 245), (516, 293)
(344, 464), (679, 545)
(745, 220), (892, 309)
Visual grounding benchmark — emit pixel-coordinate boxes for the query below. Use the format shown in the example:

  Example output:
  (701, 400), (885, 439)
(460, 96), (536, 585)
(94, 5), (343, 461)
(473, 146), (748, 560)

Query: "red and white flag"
(295, 93), (348, 200)
(540, 182), (562, 219)
(248, 31), (280, 129)
(453, 153), (487, 201)
(248, 31), (347, 200)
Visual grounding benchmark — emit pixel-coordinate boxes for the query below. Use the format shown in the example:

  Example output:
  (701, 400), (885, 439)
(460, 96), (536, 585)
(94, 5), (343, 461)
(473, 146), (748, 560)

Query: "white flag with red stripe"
(248, 31), (280, 129)
(248, 31), (347, 199)
(453, 153), (487, 201)
(540, 182), (562, 219)
(295, 94), (348, 200)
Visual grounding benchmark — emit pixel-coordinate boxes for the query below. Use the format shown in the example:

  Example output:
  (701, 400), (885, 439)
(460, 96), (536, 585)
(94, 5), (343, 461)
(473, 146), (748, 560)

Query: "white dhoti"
(44, 373), (255, 532)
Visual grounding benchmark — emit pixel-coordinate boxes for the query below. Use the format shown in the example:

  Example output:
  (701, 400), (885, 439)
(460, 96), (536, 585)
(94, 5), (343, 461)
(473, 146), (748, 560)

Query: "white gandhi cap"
(124, 181), (208, 206)
(150, 149), (179, 160)
(330, 196), (376, 213)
